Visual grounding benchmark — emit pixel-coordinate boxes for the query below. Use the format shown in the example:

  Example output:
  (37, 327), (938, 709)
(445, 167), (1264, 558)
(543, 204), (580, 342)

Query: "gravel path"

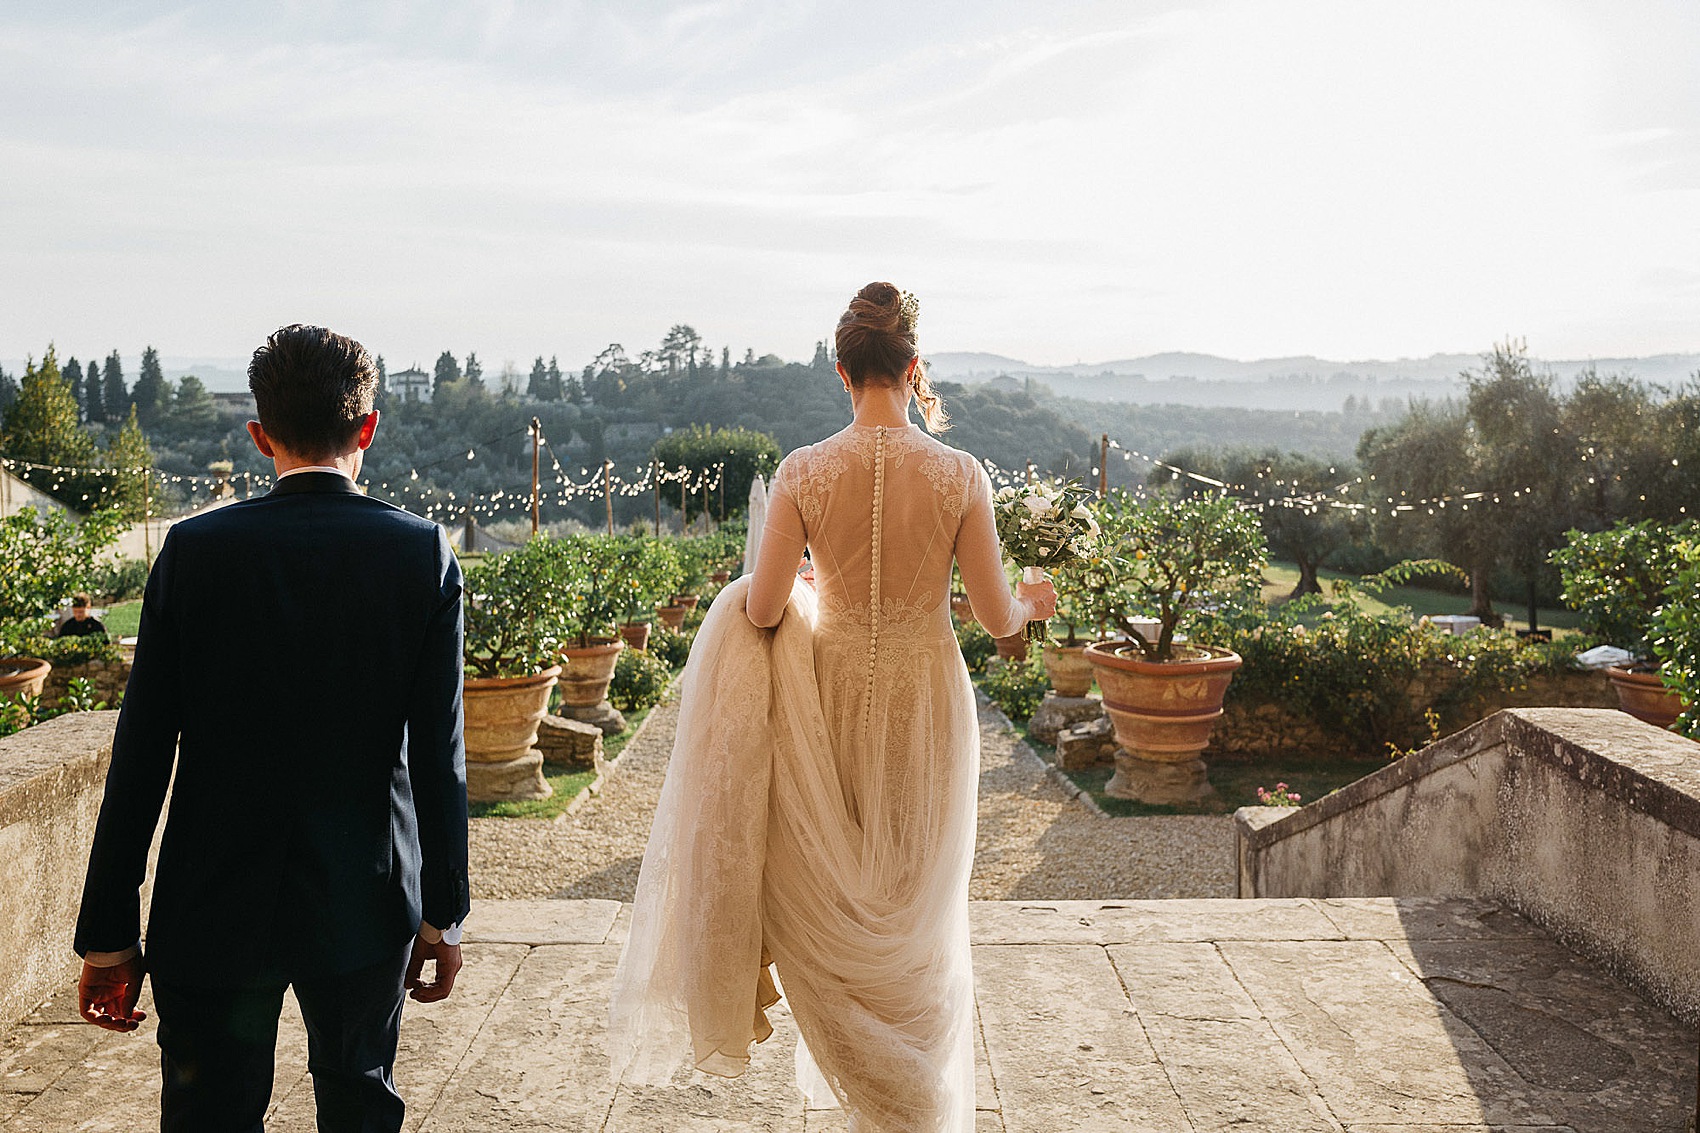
(469, 691), (1236, 901)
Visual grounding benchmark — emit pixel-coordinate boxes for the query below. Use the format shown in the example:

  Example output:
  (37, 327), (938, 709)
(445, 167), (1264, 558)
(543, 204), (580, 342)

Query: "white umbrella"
(742, 474), (768, 577)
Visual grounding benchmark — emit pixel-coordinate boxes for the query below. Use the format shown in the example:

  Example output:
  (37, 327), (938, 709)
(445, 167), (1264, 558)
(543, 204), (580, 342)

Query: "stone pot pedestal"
(1605, 665), (1685, 729)
(1106, 754), (1214, 806)
(559, 700), (627, 736)
(560, 638), (628, 736)
(1027, 692), (1105, 747)
(1085, 641), (1242, 807)
(463, 666), (560, 802)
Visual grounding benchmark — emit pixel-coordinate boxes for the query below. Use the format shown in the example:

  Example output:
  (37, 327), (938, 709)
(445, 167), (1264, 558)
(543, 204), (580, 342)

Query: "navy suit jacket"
(74, 472), (470, 985)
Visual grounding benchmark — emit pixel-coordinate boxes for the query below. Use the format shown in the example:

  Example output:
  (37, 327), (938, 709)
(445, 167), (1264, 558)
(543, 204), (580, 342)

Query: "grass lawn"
(1061, 753), (1389, 817)
(102, 600), (143, 638)
(469, 693), (669, 821)
(1005, 713), (1386, 817)
(1260, 560), (1580, 634)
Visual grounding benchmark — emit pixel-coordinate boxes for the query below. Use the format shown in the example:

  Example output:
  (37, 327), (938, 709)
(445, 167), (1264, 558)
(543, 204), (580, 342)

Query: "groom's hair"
(248, 324), (379, 459)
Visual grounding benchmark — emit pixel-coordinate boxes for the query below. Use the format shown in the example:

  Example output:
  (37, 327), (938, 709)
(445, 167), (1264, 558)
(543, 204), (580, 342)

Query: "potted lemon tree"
(462, 538), (567, 802)
(1553, 519), (1699, 728)
(556, 534), (629, 734)
(1083, 489), (1267, 805)
(615, 535), (683, 652)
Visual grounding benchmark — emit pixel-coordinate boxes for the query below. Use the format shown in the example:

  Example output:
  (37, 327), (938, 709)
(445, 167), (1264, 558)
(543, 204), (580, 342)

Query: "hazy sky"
(4, 0), (1697, 374)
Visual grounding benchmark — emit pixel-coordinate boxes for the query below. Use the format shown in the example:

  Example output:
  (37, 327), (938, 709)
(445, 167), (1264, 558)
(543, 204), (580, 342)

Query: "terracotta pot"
(994, 633), (1028, 662)
(950, 594), (976, 626)
(1041, 643), (1094, 698)
(559, 638), (624, 709)
(709, 570), (731, 585)
(619, 622), (652, 652)
(655, 604), (687, 631)
(463, 666), (560, 802)
(1084, 641), (1242, 806)
(674, 594), (701, 611)
(1606, 665), (1686, 729)
(0, 657), (51, 700)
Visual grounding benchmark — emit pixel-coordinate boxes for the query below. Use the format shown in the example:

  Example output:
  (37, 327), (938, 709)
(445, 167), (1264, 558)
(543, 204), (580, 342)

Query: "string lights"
(7, 425), (1631, 531)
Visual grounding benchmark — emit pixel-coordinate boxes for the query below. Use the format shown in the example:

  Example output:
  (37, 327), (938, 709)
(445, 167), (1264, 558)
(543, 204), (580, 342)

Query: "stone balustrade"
(1236, 707), (1700, 1023)
(0, 712), (130, 1027)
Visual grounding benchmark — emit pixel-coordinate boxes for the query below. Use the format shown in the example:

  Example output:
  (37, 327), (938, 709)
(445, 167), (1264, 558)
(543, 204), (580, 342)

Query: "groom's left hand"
(406, 936), (462, 1003)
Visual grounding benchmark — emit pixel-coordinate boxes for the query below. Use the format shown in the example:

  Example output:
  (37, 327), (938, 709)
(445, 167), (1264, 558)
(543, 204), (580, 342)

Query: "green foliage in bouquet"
(462, 539), (567, 679)
(1552, 519), (1700, 659)
(1092, 489), (1267, 662)
(610, 645), (672, 713)
(991, 476), (1102, 642)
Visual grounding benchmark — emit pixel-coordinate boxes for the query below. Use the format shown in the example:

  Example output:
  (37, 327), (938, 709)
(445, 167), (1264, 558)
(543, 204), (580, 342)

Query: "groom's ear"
(246, 420), (278, 459)
(356, 411), (380, 451)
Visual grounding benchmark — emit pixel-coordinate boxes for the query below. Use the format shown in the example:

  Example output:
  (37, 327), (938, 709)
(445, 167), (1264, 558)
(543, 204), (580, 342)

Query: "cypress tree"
(64, 356), (84, 420)
(102, 351), (128, 424)
(527, 357), (548, 400)
(82, 359), (105, 422)
(104, 406), (154, 521)
(433, 351), (461, 391)
(131, 345), (172, 427)
(464, 351), (484, 389)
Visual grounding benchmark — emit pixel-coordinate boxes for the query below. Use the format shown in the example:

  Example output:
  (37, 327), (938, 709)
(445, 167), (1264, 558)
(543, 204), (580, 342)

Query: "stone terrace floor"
(2, 897), (1695, 1132)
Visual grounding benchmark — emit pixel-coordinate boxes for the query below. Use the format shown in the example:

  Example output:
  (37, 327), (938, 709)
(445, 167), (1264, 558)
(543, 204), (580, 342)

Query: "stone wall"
(41, 659), (131, 711)
(0, 712), (131, 1027)
(1236, 708), (1700, 1023)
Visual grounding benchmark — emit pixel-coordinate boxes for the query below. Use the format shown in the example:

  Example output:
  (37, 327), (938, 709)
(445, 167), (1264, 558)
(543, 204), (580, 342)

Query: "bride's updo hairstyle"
(835, 281), (951, 433)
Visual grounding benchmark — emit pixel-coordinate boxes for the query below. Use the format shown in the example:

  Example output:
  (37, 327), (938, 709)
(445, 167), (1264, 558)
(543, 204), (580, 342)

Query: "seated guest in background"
(57, 594), (107, 638)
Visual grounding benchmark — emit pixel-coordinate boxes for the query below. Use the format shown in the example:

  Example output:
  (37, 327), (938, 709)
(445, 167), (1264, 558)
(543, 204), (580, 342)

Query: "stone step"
(0, 899), (1692, 1131)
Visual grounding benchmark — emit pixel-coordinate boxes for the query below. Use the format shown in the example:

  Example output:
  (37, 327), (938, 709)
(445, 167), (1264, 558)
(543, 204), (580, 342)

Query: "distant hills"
(9, 349), (1697, 416)
(925, 351), (1700, 412)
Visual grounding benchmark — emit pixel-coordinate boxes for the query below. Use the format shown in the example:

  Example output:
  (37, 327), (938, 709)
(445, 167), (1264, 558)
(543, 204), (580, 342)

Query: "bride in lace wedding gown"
(609, 283), (1053, 1131)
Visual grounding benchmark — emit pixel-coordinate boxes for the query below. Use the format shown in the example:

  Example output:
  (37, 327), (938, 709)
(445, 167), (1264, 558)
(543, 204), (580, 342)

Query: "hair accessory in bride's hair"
(898, 290), (920, 334)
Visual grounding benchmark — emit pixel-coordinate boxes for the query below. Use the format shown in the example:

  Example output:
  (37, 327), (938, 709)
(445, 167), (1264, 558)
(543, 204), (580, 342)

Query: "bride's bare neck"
(848, 383), (914, 428)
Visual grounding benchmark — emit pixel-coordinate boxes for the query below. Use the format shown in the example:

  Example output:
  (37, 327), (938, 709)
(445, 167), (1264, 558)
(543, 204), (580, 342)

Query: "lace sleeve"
(953, 462), (1029, 639)
(747, 453), (808, 629)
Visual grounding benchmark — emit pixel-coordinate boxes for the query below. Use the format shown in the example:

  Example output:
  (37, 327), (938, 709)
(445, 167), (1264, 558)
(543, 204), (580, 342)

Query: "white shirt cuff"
(84, 944), (141, 967)
(418, 920), (462, 946)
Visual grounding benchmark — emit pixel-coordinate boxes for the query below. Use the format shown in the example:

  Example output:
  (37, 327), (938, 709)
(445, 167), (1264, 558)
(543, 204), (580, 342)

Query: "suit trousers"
(150, 942), (412, 1133)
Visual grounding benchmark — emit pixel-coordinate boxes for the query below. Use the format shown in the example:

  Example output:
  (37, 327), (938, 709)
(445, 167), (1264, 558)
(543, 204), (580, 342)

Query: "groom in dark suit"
(73, 325), (470, 1132)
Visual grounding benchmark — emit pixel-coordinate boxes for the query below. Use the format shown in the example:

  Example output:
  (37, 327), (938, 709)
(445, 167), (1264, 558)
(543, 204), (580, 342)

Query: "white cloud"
(0, 0), (1695, 371)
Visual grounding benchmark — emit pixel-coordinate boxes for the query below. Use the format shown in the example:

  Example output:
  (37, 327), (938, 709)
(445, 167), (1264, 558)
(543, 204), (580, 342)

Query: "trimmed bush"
(610, 645), (672, 713)
(980, 654), (1050, 723)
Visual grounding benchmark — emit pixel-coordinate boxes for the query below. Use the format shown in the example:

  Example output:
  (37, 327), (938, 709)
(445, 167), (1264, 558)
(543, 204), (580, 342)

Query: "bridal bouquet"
(992, 477), (1102, 641)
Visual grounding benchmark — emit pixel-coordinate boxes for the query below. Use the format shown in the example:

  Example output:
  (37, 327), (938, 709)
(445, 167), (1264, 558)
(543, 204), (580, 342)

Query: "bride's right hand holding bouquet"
(992, 477), (1099, 641)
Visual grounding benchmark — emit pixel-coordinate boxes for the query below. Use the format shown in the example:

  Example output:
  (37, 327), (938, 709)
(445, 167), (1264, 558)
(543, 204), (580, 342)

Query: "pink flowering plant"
(993, 477), (1101, 641)
(1255, 782), (1302, 807)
